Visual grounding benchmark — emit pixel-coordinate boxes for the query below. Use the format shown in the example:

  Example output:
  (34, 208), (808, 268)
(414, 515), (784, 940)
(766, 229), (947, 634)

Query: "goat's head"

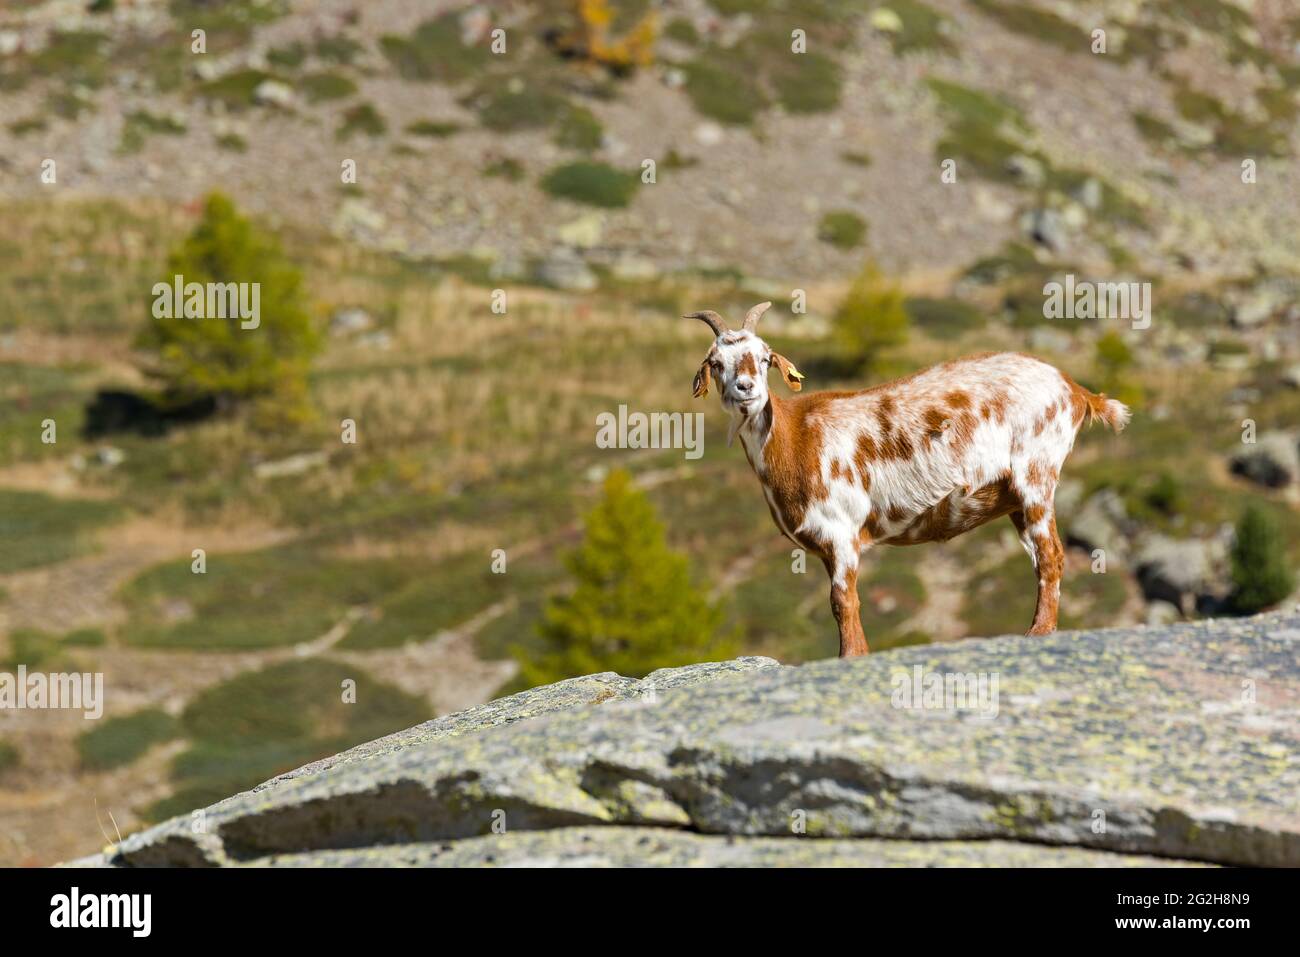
(686, 302), (804, 418)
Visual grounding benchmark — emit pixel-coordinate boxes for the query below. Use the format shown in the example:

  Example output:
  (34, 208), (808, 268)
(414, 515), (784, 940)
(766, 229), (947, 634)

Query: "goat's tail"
(1081, 388), (1131, 433)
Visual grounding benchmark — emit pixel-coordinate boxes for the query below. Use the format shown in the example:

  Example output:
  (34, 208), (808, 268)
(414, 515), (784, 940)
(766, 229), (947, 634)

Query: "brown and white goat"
(687, 302), (1130, 657)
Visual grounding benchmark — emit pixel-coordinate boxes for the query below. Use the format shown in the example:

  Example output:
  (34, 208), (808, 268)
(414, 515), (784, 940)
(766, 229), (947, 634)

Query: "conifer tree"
(520, 470), (732, 684)
(137, 192), (319, 413)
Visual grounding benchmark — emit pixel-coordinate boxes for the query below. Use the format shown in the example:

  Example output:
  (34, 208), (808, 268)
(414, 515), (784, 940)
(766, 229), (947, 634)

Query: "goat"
(687, 302), (1130, 657)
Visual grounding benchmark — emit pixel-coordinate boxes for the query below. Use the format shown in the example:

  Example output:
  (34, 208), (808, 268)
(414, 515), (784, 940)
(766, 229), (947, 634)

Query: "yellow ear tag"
(787, 364), (805, 379)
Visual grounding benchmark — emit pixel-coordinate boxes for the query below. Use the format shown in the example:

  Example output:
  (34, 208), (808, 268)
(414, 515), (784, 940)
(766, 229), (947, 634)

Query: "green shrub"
(0, 741), (17, 775)
(517, 470), (732, 685)
(541, 161), (639, 207)
(665, 18), (700, 45)
(64, 627), (107, 647)
(904, 296), (985, 336)
(485, 157), (526, 181)
(768, 50), (842, 113)
(119, 110), (186, 153)
(300, 71), (357, 102)
(314, 34), (364, 65)
(1229, 505), (1295, 613)
(8, 117), (48, 136)
(682, 57), (768, 125)
(30, 30), (110, 88)
(969, 0), (1088, 53)
(266, 41), (307, 69)
(78, 709), (181, 771)
(198, 69), (273, 109)
(817, 211), (867, 250)
(880, 0), (957, 56)
(832, 262), (910, 371)
(554, 105), (604, 151)
(1, 628), (62, 670)
(135, 193), (320, 411)
(379, 15), (488, 82)
(336, 102), (386, 139)
(405, 120), (462, 138)
(1133, 111), (1181, 150)
(1143, 472), (1186, 518)
(926, 78), (1038, 183)
(475, 86), (561, 130)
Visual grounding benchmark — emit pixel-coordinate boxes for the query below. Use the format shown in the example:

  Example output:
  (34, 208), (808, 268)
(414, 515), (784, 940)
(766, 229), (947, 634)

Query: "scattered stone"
(1145, 600), (1182, 627)
(1028, 325), (1073, 354)
(694, 122), (724, 146)
(253, 79), (296, 109)
(610, 254), (659, 283)
(1229, 431), (1300, 489)
(1133, 534), (1227, 613)
(329, 307), (375, 336)
(870, 8), (904, 33)
(254, 451), (329, 480)
(973, 186), (1014, 224)
(1074, 177), (1103, 211)
(1022, 207), (1065, 252)
(1005, 154), (1045, 188)
(92, 446), (125, 468)
(1065, 489), (1130, 564)
(555, 212), (604, 249)
(488, 252), (528, 282)
(1281, 365), (1300, 390)
(535, 248), (598, 291)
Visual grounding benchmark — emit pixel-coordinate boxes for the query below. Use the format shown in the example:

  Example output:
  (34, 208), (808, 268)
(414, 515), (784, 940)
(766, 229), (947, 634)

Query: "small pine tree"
(833, 261), (909, 373)
(1229, 504), (1295, 614)
(518, 470), (732, 685)
(137, 193), (319, 414)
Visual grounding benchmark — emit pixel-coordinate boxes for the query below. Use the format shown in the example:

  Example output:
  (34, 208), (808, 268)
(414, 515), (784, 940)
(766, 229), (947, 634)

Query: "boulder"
(1065, 488), (1130, 564)
(1133, 534), (1227, 612)
(1022, 207), (1065, 252)
(1230, 431), (1299, 489)
(68, 614), (1300, 868)
(535, 249), (598, 292)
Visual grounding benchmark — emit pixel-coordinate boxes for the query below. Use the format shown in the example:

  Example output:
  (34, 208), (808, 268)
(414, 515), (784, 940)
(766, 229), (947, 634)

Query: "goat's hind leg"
(1008, 506), (1064, 636)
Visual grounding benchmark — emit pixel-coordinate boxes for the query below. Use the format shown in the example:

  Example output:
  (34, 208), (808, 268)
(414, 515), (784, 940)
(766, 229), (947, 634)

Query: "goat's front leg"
(1010, 508), (1064, 636)
(826, 554), (869, 657)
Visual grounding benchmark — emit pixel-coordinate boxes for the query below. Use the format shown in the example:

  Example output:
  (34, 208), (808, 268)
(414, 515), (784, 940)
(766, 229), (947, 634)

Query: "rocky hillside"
(4, 0), (1300, 280)
(70, 610), (1300, 867)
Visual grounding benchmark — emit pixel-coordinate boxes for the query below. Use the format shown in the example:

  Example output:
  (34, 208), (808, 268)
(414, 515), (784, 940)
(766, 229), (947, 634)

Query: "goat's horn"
(742, 301), (772, 332)
(684, 310), (729, 337)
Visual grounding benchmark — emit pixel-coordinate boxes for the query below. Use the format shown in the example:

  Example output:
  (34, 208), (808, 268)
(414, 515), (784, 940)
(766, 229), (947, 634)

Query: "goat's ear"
(692, 358), (712, 398)
(770, 353), (805, 392)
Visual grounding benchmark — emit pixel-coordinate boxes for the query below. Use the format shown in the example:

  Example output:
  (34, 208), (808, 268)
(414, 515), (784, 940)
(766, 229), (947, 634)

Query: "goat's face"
(687, 303), (804, 416)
